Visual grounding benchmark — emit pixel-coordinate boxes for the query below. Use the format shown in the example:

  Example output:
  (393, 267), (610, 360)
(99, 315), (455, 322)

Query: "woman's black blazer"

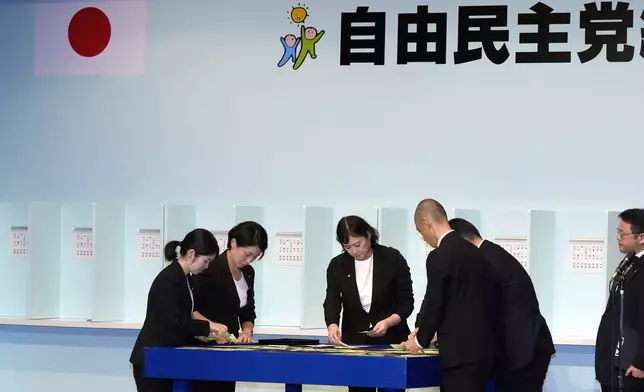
(323, 243), (414, 344)
(193, 251), (256, 337)
(129, 260), (210, 367)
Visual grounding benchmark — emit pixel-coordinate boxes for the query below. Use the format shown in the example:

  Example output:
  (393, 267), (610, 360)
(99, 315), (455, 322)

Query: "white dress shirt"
(234, 275), (249, 308)
(355, 254), (374, 313)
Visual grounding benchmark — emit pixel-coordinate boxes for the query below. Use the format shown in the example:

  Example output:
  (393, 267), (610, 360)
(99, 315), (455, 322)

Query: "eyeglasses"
(617, 229), (642, 239)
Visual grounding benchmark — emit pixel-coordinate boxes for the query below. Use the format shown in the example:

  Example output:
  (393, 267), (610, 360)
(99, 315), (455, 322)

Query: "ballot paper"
(195, 332), (239, 343)
(195, 345), (256, 351)
(180, 346), (255, 351)
(387, 344), (439, 355)
(179, 343), (437, 357)
(338, 341), (362, 349)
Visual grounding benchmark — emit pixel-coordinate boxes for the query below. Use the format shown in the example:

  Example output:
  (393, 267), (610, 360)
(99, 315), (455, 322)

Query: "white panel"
(377, 207), (409, 258)
(494, 236), (529, 272)
(138, 229), (162, 261)
(10, 226), (29, 258)
(92, 203), (126, 322)
(301, 206), (335, 328)
(569, 238), (605, 274)
(73, 227), (93, 260)
(275, 232), (303, 266)
(27, 202), (63, 319)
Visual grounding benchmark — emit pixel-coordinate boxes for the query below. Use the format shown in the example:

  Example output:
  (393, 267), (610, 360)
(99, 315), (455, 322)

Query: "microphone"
(622, 261), (637, 281)
(610, 251), (636, 283)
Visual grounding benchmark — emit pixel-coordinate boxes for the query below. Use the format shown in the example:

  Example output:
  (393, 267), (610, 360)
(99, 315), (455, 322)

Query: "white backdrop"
(0, 0), (641, 209)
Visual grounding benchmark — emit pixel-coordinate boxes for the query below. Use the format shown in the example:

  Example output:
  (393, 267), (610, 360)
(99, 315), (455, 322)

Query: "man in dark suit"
(448, 217), (555, 392)
(595, 208), (644, 392)
(402, 199), (496, 392)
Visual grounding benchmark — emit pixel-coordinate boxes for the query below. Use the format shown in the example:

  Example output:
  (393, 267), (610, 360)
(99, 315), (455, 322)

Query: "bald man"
(402, 199), (496, 392)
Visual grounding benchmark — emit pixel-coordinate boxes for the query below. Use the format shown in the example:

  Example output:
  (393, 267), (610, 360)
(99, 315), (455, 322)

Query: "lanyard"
(186, 276), (194, 313)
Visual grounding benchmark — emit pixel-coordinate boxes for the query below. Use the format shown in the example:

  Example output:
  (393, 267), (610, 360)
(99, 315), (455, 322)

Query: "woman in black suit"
(129, 228), (227, 392)
(191, 221), (269, 392)
(324, 215), (414, 392)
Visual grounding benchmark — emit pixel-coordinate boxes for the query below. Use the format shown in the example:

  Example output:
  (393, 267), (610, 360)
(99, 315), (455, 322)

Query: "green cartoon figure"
(293, 25), (324, 70)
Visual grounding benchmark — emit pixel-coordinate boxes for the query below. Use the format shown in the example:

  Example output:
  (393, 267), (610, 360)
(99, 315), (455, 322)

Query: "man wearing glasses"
(595, 208), (644, 392)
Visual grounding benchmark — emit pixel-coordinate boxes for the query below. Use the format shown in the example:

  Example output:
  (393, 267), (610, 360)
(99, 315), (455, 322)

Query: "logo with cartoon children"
(278, 4), (324, 70)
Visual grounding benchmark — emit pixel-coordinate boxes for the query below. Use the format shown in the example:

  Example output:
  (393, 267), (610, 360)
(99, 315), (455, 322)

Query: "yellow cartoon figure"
(293, 25), (324, 70)
(289, 4), (308, 24)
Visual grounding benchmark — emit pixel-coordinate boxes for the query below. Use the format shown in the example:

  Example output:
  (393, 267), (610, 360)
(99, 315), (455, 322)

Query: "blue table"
(144, 344), (445, 392)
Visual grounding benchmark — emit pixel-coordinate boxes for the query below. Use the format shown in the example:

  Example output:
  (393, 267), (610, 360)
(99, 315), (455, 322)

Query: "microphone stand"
(608, 251), (635, 392)
(618, 275), (625, 392)
(610, 277), (616, 392)
(612, 258), (635, 392)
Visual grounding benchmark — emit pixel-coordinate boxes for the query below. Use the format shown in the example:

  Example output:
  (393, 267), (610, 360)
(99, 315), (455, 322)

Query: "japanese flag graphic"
(34, 0), (147, 75)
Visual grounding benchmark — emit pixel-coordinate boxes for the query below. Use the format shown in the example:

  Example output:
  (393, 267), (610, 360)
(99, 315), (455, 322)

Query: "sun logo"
(288, 3), (309, 24)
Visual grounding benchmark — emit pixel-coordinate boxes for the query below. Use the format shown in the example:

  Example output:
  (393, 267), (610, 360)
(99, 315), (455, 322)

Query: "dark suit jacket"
(193, 251), (256, 336)
(323, 243), (414, 344)
(415, 231), (496, 369)
(478, 240), (555, 370)
(129, 260), (210, 367)
(595, 255), (644, 388)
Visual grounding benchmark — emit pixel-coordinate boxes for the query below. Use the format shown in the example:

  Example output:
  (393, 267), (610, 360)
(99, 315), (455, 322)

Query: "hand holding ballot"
(195, 331), (239, 344)
(367, 319), (389, 337)
(209, 321), (228, 336)
(402, 337), (423, 353)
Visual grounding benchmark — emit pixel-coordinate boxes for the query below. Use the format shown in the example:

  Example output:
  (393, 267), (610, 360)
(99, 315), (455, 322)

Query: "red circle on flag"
(68, 7), (112, 58)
